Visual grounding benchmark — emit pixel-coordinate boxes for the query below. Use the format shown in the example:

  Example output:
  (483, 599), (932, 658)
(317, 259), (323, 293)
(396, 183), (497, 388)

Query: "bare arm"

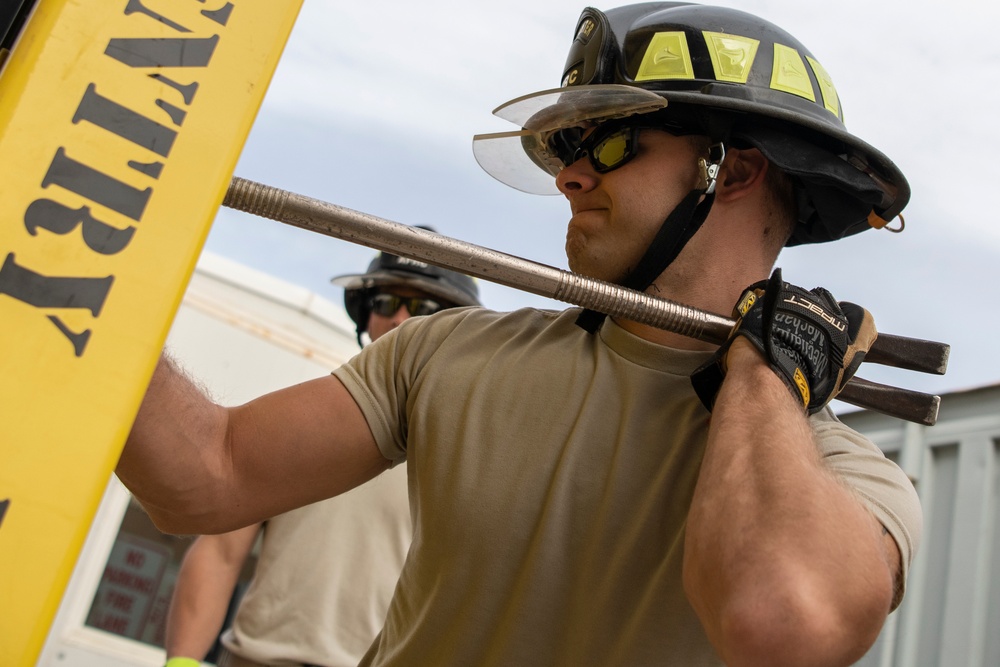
(116, 354), (389, 534)
(165, 524), (261, 660)
(683, 339), (899, 667)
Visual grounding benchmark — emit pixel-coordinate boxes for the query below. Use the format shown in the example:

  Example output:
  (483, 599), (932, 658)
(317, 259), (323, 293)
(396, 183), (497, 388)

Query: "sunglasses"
(369, 293), (443, 318)
(548, 118), (694, 174)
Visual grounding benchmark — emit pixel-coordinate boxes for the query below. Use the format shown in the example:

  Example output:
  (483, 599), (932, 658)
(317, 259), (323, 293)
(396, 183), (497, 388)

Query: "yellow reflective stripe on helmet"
(635, 31), (694, 81)
(703, 31), (759, 84)
(770, 43), (816, 101)
(806, 56), (841, 118)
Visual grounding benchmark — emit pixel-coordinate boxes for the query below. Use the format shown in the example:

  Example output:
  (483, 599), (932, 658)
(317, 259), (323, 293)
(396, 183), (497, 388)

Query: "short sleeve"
(332, 308), (480, 466)
(810, 409), (923, 609)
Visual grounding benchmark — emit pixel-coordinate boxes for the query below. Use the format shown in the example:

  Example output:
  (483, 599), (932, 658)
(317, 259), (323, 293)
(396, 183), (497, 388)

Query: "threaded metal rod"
(222, 176), (943, 425)
(224, 176), (734, 344)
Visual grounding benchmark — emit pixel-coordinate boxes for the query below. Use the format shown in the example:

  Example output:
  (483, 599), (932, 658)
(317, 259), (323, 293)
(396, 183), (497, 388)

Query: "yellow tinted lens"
(593, 130), (630, 169)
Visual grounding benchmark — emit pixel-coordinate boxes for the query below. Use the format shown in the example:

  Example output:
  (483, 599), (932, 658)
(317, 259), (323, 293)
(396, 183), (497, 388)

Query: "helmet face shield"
(473, 85), (667, 194)
(473, 130), (562, 195)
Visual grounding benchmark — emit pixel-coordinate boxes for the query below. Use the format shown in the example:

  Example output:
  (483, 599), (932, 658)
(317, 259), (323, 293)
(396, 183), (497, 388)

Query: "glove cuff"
(691, 347), (728, 411)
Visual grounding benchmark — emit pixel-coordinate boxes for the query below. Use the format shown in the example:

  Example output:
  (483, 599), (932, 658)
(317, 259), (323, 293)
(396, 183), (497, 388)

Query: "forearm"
(166, 526), (260, 659)
(116, 354), (231, 533)
(684, 343), (893, 666)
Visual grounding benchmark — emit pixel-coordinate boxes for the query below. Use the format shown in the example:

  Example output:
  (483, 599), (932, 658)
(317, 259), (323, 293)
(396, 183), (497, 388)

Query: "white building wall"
(844, 385), (1000, 667)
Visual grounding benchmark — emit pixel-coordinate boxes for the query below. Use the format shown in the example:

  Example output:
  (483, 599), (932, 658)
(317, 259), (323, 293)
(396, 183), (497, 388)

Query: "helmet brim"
(656, 87), (908, 221)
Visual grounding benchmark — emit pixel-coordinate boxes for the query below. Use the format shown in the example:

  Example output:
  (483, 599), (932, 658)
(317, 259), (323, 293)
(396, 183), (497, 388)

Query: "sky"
(203, 0), (1000, 407)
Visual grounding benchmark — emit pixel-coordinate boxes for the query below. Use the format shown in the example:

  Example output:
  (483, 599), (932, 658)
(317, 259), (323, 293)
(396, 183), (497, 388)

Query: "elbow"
(126, 481), (239, 537)
(706, 578), (892, 667)
(147, 510), (199, 537)
(132, 497), (219, 536)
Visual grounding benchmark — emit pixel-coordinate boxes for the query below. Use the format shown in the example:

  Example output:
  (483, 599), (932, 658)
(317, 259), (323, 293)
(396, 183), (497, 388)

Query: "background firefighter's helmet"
(473, 2), (909, 246)
(331, 226), (481, 343)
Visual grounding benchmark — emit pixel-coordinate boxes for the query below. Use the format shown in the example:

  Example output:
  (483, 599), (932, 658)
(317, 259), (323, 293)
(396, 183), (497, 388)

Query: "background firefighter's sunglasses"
(548, 117), (696, 174)
(369, 293), (443, 317)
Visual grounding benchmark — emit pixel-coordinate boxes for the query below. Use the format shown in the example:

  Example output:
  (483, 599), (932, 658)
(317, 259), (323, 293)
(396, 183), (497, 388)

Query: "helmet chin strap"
(575, 142), (726, 333)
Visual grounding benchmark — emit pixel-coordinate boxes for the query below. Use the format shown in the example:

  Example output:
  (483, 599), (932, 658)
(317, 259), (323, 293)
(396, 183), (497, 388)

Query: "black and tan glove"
(691, 268), (877, 414)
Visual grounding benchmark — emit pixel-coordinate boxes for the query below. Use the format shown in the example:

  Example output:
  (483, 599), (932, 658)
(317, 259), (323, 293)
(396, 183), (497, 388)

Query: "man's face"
(555, 125), (703, 284)
(366, 285), (444, 342)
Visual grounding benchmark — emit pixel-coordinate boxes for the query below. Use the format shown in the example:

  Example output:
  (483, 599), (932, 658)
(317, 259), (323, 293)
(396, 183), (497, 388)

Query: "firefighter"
(122, 5), (921, 665)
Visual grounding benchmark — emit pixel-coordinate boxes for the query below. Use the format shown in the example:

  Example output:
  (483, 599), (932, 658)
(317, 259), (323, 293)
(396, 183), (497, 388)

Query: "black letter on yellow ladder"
(74, 84), (178, 157)
(0, 254), (114, 357)
(105, 35), (219, 68)
(42, 148), (152, 222)
(123, 0), (234, 29)
(25, 199), (136, 256)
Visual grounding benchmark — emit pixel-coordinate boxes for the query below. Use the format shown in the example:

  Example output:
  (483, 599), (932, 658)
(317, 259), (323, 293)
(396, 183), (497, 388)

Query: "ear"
(715, 147), (768, 202)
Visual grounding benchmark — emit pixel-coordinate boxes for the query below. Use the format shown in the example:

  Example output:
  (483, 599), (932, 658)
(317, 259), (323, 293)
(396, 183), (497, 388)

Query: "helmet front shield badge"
(473, 85), (667, 195)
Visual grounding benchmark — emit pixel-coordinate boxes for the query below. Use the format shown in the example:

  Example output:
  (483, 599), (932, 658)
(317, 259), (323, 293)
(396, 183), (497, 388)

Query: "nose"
(555, 156), (599, 195)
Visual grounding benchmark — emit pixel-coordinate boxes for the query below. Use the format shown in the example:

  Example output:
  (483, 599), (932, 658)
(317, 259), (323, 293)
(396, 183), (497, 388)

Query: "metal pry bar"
(222, 176), (948, 426)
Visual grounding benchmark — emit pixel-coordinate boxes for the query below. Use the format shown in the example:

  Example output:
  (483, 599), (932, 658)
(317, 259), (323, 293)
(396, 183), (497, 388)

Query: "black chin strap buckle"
(699, 142), (726, 195)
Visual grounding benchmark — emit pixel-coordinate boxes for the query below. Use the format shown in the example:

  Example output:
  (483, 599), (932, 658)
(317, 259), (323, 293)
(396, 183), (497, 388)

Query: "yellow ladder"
(0, 2), (303, 664)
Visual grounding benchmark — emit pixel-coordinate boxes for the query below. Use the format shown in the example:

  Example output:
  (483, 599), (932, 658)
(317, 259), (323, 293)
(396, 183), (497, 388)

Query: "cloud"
(264, 2), (582, 144)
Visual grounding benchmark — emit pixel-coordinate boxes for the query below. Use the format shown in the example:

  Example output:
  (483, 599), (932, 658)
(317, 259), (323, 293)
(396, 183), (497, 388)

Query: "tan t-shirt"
(221, 463), (410, 666)
(334, 307), (921, 667)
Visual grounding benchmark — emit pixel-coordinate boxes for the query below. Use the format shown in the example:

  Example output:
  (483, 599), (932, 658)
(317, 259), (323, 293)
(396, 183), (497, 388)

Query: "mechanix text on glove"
(691, 268), (877, 414)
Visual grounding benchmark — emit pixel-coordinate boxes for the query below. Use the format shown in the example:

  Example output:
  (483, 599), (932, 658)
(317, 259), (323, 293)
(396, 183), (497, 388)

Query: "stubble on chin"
(565, 228), (585, 272)
(566, 249), (629, 284)
(565, 228), (608, 279)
